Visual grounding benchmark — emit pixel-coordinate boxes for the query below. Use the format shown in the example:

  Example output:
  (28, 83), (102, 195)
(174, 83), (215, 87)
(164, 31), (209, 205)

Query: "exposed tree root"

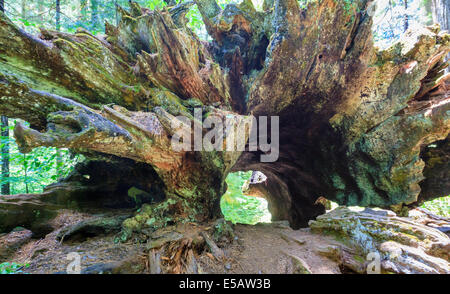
(0, 0), (449, 235)
(57, 214), (132, 243)
(309, 207), (450, 274)
(0, 228), (33, 262)
(201, 231), (225, 260)
(0, 193), (60, 235)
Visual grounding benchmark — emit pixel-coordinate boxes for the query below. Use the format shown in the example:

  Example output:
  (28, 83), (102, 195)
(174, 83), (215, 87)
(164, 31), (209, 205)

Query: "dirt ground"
(197, 222), (342, 274)
(8, 210), (145, 274)
(5, 209), (343, 274)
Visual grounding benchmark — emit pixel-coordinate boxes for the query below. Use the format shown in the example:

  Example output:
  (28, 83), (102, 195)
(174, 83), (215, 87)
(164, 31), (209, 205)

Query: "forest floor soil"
(9, 210), (343, 274)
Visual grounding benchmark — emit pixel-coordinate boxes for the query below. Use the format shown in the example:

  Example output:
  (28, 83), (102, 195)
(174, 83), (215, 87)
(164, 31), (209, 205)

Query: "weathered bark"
(1, 115), (9, 195)
(0, 0), (449, 234)
(234, 0), (449, 226)
(431, 0), (449, 73)
(0, 193), (60, 235)
(404, 0), (408, 32)
(418, 137), (449, 204)
(0, 0), (7, 195)
(0, 155), (166, 234)
(310, 207), (450, 274)
(56, 214), (132, 242)
(0, 228), (33, 262)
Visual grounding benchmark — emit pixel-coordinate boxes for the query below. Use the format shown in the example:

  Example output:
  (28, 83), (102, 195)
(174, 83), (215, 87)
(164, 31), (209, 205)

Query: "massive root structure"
(0, 0), (449, 235)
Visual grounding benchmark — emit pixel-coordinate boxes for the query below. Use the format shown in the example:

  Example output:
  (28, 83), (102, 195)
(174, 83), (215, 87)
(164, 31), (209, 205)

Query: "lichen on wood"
(0, 0), (449, 236)
(310, 207), (450, 274)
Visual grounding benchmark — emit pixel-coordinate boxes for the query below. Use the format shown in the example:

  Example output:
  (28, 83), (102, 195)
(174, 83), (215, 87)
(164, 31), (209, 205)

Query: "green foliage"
(186, 5), (208, 39)
(4, 0), (168, 35)
(220, 171), (272, 225)
(144, 0), (166, 10)
(186, 0), (240, 39)
(1, 0), (243, 40)
(1, 119), (83, 195)
(0, 262), (30, 274)
(420, 196), (450, 218)
(298, 0), (316, 9)
(1, 0), (448, 223)
(372, 0), (431, 49)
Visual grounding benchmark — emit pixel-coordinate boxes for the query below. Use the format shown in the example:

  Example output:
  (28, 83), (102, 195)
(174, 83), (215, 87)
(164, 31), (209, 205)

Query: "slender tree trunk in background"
(90, 0), (99, 30)
(0, 0), (8, 196)
(424, 0), (433, 25)
(55, 0), (62, 175)
(79, 0), (87, 22)
(55, 0), (60, 31)
(21, 0), (26, 20)
(1, 116), (10, 195)
(114, 0), (118, 26)
(23, 153), (28, 194)
(404, 0), (409, 32)
(56, 150), (62, 179)
(22, 0), (30, 194)
(432, 0), (449, 71)
(38, 0), (44, 24)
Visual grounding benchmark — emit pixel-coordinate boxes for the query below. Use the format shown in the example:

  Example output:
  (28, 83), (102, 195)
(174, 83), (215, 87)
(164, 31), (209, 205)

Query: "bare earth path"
(198, 223), (342, 274)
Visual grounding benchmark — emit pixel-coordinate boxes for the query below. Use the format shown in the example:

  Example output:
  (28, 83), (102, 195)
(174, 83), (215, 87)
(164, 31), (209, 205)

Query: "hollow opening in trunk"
(0, 118), (84, 196)
(44, 157), (168, 210)
(220, 171), (272, 225)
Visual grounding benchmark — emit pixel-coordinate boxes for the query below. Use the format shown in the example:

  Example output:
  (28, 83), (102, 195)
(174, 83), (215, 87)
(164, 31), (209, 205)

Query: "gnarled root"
(57, 214), (132, 243)
(310, 207), (450, 274)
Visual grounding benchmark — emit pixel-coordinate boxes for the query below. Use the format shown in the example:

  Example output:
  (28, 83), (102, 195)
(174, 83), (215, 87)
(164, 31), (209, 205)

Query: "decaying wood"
(148, 249), (162, 274)
(0, 193), (60, 234)
(0, 228), (33, 262)
(201, 231), (225, 260)
(310, 207), (450, 274)
(409, 207), (450, 235)
(316, 244), (368, 274)
(54, 257), (145, 274)
(0, 0), (449, 235)
(57, 214), (132, 243)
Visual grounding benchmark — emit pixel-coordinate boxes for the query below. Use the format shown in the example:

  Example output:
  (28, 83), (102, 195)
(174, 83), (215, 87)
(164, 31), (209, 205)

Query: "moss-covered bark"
(310, 207), (449, 274)
(0, 0), (449, 234)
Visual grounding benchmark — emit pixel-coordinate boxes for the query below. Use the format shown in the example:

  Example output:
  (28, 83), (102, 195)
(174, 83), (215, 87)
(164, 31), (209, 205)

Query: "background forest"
(0, 0), (448, 219)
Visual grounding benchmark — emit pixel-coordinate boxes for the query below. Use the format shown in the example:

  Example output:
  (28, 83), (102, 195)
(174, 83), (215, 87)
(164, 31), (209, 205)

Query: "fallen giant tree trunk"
(0, 0), (449, 234)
